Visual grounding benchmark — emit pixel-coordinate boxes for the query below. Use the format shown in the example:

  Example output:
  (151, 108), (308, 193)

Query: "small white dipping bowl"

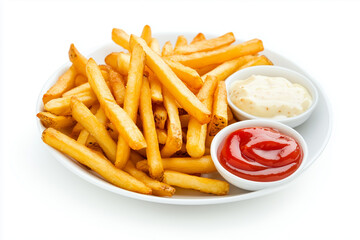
(210, 119), (308, 191)
(225, 65), (319, 128)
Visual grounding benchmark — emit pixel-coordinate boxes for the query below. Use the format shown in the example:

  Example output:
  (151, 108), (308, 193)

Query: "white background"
(1, 0), (359, 239)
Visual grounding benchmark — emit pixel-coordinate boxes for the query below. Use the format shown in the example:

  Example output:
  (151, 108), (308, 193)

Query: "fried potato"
(208, 81), (228, 136)
(141, 25), (152, 45)
(42, 128), (151, 194)
(43, 66), (77, 104)
(162, 41), (174, 56)
(117, 52), (131, 75)
(130, 35), (211, 124)
(156, 129), (167, 145)
(104, 52), (120, 72)
(62, 82), (92, 97)
(136, 155), (216, 174)
(160, 88), (182, 157)
(115, 43), (146, 169)
(108, 68), (126, 106)
(175, 32), (235, 55)
(191, 33), (206, 43)
(74, 74), (87, 86)
(166, 38), (264, 68)
(238, 55), (273, 69)
(68, 44), (88, 76)
(163, 170), (229, 195)
(153, 104), (167, 129)
(148, 38), (164, 102)
(86, 58), (146, 150)
(112, 28), (130, 50)
(124, 161), (175, 197)
(174, 35), (188, 51)
(139, 77), (164, 180)
(37, 112), (76, 129)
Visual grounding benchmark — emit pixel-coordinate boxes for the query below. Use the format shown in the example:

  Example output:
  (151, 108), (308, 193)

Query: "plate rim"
(36, 34), (333, 205)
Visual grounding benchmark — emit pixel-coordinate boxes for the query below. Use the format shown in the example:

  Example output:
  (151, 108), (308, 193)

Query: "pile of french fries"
(37, 25), (272, 197)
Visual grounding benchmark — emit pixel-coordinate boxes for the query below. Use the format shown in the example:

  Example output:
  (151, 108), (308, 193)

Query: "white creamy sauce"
(229, 75), (312, 118)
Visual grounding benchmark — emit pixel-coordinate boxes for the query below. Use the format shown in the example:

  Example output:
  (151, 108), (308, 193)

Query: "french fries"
(174, 32), (235, 55)
(42, 128), (151, 194)
(115, 43), (146, 168)
(43, 66), (77, 104)
(163, 170), (229, 195)
(86, 58), (146, 150)
(39, 27), (275, 197)
(166, 38), (264, 68)
(130, 35), (211, 124)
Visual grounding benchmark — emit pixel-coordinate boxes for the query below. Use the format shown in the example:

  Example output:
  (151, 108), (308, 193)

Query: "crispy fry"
(112, 28), (130, 50)
(153, 104), (167, 129)
(136, 155), (216, 174)
(141, 25), (152, 45)
(163, 170), (229, 195)
(86, 58), (146, 150)
(186, 76), (218, 158)
(108, 68), (126, 106)
(70, 97), (116, 162)
(156, 129), (167, 145)
(160, 88), (182, 157)
(105, 52), (120, 72)
(174, 35), (188, 51)
(175, 32), (235, 55)
(164, 59), (203, 89)
(201, 55), (256, 82)
(71, 104), (99, 137)
(139, 77), (164, 180)
(117, 52), (130, 75)
(62, 82), (92, 97)
(162, 41), (174, 56)
(208, 81), (228, 136)
(148, 38), (164, 102)
(42, 128), (151, 194)
(44, 90), (97, 115)
(195, 64), (219, 76)
(74, 74), (87, 86)
(68, 44), (88, 76)
(115, 43), (146, 169)
(191, 33), (206, 43)
(130, 35), (211, 124)
(124, 161), (175, 197)
(238, 55), (273, 69)
(129, 150), (145, 164)
(77, 128), (90, 145)
(166, 38), (264, 68)
(37, 112), (76, 129)
(43, 66), (77, 104)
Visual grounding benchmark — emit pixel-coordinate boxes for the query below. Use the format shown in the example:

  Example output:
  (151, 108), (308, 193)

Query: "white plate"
(36, 33), (332, 205)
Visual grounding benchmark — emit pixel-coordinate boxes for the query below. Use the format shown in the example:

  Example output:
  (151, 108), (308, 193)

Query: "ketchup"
(219, 127), (303, 182)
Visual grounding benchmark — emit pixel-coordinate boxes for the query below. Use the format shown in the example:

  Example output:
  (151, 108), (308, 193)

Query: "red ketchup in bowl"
(219, 127), (303, 182)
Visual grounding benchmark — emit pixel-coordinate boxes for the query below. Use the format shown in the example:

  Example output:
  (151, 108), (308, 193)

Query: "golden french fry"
(42, 128), (151, 194)
(117, 52), (130, 75)
(164, 59), (203, 89)
(115, 43), (146, 169)
(174, 35), (188, 51)
(104, 52), (120, 72)
(175, 32), (235, 55)
(162, 41), (174, 56)
(37, 112), (76, 129)
(153, 105), (166, 130)
(44, 90), (97, 115)
(161, 88), (182, 157)
(148, 38), (164, 102)
(166, 39), (264, 68)
(139, 77), (164, 180)
(86, 58), (146, 150)
(195, 64), (219, 76)
(129, 150), (145, 164)
(208, 81), (228, 136)
(186, 76), (218, 158)
(77, 128), (90, 145)
(156, 129), (167, 145)
(201, 55), (256, 82)
(163, 170), (229, 195)
(74, 74), (87, 86)
(62, 82), (92, 97)
(130, 35), (211, 124)
(227, 106), (234, 122)
(124, 161), (175, 197)
(70, 97), (116, 162)
(136, 155), (216, 174)
(238, 55), (273, 69)
(43, 66), (77, 104)
(68, 44), (88, 76)
(191, 33), (206, 43)
(108, 68), (126, 106)
(112, 28), (130, 50)
(141, 25), (152, 45)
